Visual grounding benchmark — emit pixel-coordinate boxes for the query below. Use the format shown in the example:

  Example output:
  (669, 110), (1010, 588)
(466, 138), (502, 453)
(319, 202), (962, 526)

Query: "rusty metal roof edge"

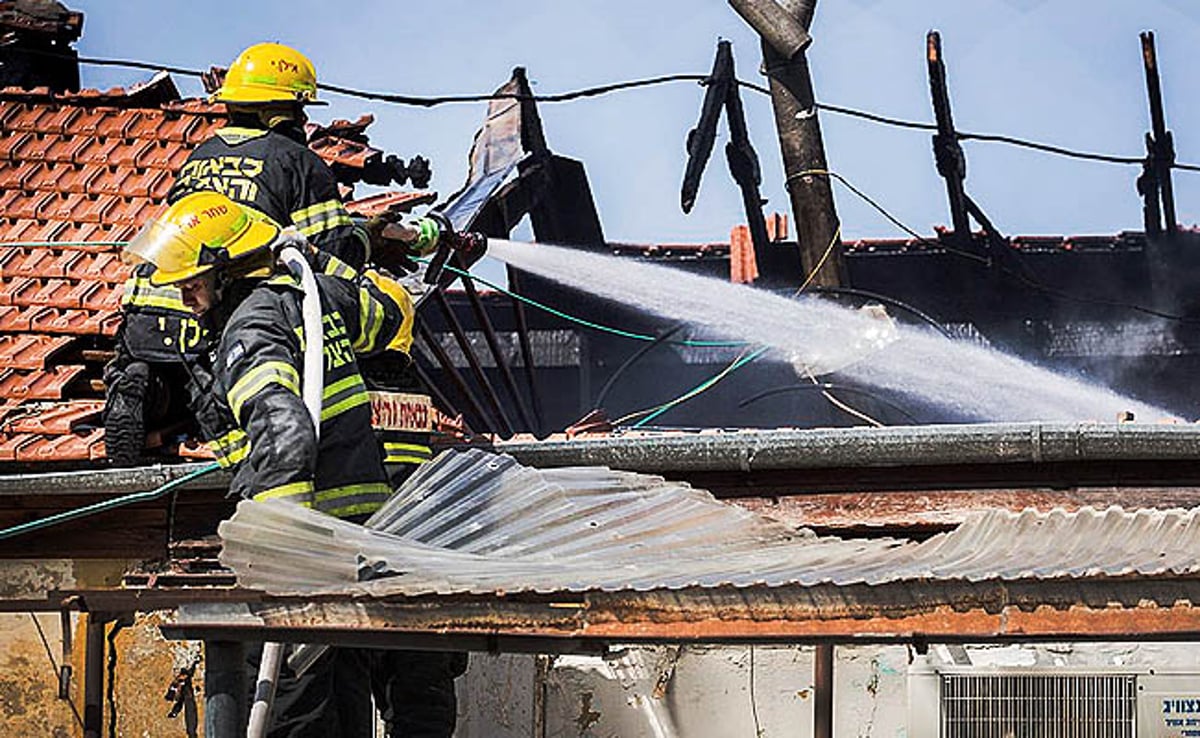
(497, 422), (1200, 472)
(0, 461), (229, 496)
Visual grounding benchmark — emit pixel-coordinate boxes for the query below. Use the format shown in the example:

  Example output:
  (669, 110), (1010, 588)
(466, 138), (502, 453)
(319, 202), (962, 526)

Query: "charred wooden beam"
(682, 41), (770, 257)
(681, 41), (733, 215)
(506, 266), (545, 436)
(415, 322), (495, 434)
(758, 0), (845, 287)
(728, 0), (813, 59)
(457, 261), (535, 436)
(927, 31), (971, 244)
(432, 290), (514, 435)
(723, 46), (771, 259)
(1140, 31), (1177, 237)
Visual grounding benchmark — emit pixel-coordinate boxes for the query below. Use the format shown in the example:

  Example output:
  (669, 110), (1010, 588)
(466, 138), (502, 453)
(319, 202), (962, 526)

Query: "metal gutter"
(0, 422), (1197, 495)
(498, 422), (1200, 473)
(0, 462), (229, 497)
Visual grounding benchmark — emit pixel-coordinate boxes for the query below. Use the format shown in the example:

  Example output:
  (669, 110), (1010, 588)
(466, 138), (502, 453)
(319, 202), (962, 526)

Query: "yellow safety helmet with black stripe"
(212, 42), (324, 106)
(125, 191), (280, 286)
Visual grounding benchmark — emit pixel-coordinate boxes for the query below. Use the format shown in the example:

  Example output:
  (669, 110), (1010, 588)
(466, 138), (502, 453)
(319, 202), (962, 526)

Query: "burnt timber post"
(927, 31), (971, 244)
(756, 0), (845, 287)
(1140, 31), (1177, 237)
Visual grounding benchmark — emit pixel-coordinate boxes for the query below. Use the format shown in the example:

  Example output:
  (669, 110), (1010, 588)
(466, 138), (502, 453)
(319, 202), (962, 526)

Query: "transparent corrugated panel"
(218, 449), (1200, 598)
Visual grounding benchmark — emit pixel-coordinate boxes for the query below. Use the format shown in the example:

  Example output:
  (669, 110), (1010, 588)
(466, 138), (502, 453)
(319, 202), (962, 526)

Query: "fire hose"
(246, 238), (325, 738)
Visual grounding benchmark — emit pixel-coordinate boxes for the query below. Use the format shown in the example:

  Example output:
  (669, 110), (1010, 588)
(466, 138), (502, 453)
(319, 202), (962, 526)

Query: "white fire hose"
(247, 238), (324, 738)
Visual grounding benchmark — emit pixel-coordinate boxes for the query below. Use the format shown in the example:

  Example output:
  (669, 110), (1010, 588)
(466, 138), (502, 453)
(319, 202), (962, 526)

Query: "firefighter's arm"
(288, 149), (367, 271)
(218, 297), (317, 504)
(319, 271), (415, 358)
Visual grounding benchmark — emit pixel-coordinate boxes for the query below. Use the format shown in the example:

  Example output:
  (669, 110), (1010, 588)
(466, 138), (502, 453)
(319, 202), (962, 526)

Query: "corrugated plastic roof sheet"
(0, 76), (432, 464)
(219, 448), (1200, 597)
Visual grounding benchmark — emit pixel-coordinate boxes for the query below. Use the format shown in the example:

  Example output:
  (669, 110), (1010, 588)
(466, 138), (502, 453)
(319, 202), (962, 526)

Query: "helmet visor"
(124, 219), (200, 274)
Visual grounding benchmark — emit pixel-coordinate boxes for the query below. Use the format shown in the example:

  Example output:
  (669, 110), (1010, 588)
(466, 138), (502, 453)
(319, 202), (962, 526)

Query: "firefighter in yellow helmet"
(170, 42), (371, 267)
(128, 191), (411, 735)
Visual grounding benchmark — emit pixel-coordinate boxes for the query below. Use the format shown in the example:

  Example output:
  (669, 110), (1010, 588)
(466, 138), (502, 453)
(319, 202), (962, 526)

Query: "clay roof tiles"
(0, 74), (432, 466)
(0, 78), (223, 464)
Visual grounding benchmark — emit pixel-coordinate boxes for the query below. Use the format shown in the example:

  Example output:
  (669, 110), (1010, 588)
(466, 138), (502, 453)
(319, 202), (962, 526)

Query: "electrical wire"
(434, 261), (746, 347)
(797, 225), (842, 293)
(27, 612), (84, 729)
(606, 224), (860, 428)
(804, 169), (1200, 323)
(738, 382), (920, 424)
(37, 48), (1200, 171)
(615, 346), (770, 428)
(593, 323), (687, 410)
(0, 463), (220, 541)
(806, 286), (952, 338)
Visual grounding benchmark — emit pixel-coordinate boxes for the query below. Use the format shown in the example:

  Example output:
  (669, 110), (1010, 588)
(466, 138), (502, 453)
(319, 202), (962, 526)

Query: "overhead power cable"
(0, 463), (220, 541)
(44, 50), (1200, 171)
(806, 169), (1200, 323)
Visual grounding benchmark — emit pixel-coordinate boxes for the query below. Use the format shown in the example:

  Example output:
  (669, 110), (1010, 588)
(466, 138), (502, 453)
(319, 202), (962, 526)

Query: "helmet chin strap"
(227, 104), (308, 142)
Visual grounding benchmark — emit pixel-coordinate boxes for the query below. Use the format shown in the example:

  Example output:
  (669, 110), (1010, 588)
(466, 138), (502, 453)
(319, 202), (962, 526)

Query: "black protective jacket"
(205, 270), (406, 519)
(169, 125), (366, 269)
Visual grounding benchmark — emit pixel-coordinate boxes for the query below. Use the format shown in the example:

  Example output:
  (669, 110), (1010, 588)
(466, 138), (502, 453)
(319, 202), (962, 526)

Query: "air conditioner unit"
(909, 661), (1200, 738)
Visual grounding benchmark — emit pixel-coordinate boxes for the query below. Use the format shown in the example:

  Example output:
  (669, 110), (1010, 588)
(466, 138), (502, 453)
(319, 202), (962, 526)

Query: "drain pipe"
(246, 238), (326, 738)
(814, 644), (834, 738)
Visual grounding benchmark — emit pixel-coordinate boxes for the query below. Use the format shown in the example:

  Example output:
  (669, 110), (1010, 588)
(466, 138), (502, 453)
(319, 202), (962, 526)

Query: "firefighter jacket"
(205, 269), (408, 519)
(168, 126), (367, 269)
(121, 124), (366, 365)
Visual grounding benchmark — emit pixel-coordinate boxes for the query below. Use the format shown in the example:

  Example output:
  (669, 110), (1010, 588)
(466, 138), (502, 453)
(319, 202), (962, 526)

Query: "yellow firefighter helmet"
(125, 191), (280, 286)
(212, 42), (324, 106)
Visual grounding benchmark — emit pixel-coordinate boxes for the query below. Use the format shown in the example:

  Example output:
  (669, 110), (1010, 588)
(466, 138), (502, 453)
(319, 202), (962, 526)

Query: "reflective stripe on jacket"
(209, 272), (407, 519)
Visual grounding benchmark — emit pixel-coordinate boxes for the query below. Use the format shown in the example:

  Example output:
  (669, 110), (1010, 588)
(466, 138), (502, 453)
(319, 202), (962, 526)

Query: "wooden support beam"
(1140, 31), (1177, 237)
(758, 0), (846, 288)
(927, 31), (971, 243)
(729, 0), (812, 59)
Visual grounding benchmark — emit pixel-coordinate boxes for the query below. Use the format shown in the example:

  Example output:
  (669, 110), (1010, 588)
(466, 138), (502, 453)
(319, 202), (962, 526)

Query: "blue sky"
(71, 1), (1200, 243)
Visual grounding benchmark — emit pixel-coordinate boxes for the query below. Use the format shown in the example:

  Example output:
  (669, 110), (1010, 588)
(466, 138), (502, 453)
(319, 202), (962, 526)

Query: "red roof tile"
(6, 400), (104, 435)
(15, 428), (105, 462)
(0, 335), (72, 370)
(0, 365), (86, 400)
(0, 78), (433, 468)
(345, 190), (438, 218)
(0, 432), (38, 461)
(310, 136), (380, 169)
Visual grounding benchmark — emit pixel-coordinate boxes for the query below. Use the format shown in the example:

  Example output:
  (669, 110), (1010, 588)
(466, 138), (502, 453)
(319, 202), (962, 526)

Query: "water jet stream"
(486, 239), (1179, 423)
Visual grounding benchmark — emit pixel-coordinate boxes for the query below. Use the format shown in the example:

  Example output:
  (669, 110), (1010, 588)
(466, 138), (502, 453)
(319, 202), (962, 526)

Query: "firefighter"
(124, 191), (463, 737)
(105, 40), (443, 465)
(173, 41), (372, 267)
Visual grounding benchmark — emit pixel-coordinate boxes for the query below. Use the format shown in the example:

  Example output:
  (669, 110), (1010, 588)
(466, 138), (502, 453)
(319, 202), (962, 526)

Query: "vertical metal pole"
(814, 643), (834, 738)
(1141, 31), (1177, 236)
(432, 290), (514, 435)
(927, 31), (971, 243)
(458, 265), (537, 433)
(760, 0), (845, 288)
(507, 266), (545, 436)
(205, 640), (247, 738)
(82, 615), (105, 738)
(416, 322), (494, 434)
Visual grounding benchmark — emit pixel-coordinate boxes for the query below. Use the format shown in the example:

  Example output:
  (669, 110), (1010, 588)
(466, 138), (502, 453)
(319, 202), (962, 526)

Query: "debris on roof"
(219, 447), (1200, 598)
